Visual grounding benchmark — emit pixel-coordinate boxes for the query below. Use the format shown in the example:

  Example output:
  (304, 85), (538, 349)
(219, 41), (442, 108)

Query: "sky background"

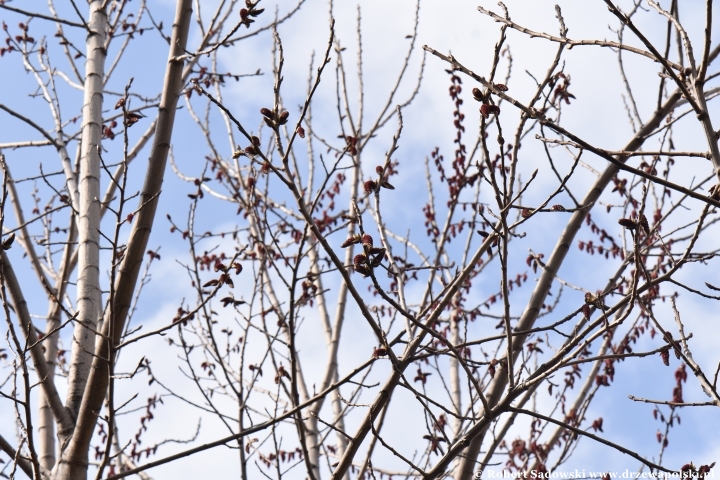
(1, 0), (720, 479)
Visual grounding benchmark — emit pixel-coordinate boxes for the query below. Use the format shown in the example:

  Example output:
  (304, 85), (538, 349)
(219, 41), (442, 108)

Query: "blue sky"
(1, 0), (720, 478)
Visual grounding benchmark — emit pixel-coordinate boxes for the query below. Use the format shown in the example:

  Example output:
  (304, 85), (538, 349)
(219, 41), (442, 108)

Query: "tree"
(0, 0), (719, 479)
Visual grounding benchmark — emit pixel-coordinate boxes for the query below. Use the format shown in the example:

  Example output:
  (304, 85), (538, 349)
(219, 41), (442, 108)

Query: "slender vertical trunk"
(65, 0), (107, 423)
(449, 309), (461, 437)
(53, 1), (193, 478)
(330, 369), (350, 480)
(39, 221), (77, 471)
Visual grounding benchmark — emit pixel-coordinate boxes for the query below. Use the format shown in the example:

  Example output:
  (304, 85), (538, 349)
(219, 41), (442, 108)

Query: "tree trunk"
(64, 0), (107, 426)
(52, 1), (193, 478)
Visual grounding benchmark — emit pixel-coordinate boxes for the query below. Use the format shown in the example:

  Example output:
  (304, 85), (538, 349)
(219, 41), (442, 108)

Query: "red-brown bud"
(361, 234), (373, 247)
(372, 347), (388, 358)
(660, 348), (670, 366)
(278, 111), (289, 124)
(260, 107), (273, 118)
(341, 234), (361, 248)
(354, 264), (371, 277)
(480, 104), (500, 118)
(296, 126), (305, 138)
(363, 180), (377, 193)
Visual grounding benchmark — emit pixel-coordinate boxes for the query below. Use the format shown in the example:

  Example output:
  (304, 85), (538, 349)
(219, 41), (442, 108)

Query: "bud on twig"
(618, 218), (637, 230)
(361, 234), (373, 247)
(480, 104), (500, 118)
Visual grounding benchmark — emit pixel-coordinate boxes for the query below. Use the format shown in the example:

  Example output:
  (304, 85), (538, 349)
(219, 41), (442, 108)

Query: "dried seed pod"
(124, 112), (144, 127)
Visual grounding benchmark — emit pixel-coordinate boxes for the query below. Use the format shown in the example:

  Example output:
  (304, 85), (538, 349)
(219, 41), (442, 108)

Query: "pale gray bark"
(39, 220), (77, 472)
(0, 248), (74, 456)
(65, 0), (107, 423)
(0, 433), (36, 479)
(52, 1), (193, 478)
(0, 158), (72, 472)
